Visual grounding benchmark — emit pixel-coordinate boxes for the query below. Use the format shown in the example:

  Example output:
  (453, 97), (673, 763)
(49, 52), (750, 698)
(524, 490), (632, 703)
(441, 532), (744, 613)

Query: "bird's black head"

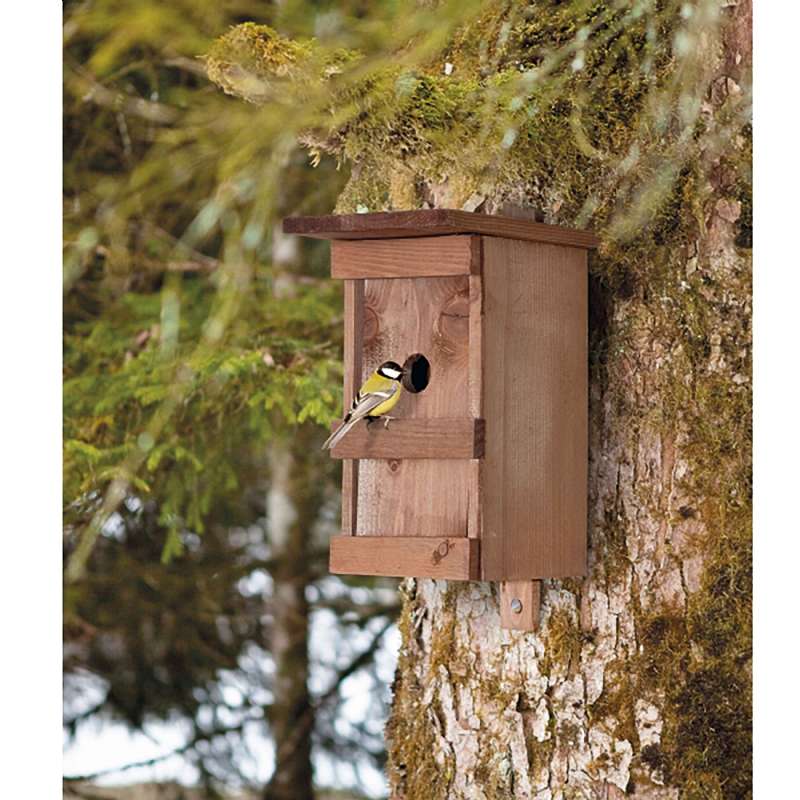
(377, 360), (404, 381)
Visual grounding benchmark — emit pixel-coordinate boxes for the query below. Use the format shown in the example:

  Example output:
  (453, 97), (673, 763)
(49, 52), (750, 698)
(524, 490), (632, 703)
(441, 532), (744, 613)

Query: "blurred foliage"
(63, 1), (426, 795)
(64, 499), (268, 730)
(63, 0), (487, 577)
(64, 0), (349, 574)
(64, 272), (342, 561)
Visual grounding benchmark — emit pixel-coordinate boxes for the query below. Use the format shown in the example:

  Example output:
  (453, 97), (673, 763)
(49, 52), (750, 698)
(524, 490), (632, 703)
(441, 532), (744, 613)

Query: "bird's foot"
(382, 416), (397, 430)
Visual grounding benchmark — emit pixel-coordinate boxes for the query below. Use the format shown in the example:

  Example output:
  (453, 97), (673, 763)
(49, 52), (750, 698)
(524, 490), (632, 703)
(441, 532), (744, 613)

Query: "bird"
(322, 360), (404, 450)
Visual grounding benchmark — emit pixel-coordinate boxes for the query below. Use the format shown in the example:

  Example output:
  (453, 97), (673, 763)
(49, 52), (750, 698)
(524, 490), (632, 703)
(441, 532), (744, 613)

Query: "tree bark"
(384, 4), (752, 799)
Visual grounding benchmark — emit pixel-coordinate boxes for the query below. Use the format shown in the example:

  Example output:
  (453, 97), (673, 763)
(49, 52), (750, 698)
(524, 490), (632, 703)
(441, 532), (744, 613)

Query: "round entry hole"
(402, 353), (430, 393)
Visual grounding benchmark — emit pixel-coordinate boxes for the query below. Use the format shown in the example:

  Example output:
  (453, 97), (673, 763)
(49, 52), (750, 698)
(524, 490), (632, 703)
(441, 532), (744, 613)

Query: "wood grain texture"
(356, 274), (473, 538)
(284, 209), (599, 250)
(467, 273), (484, 540)
(340, 280), (364, 535)
(331, 236), (480, 279)
(330, 418), (484, 460)
(499, 580), (541, 631)
(329, 535), (479, 580)
(481, 238), (588, 580)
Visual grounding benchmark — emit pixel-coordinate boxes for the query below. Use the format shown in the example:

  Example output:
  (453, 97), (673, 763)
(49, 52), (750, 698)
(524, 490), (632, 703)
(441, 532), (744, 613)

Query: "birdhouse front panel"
(356, 272), (473, 539)
(283, 210), (597, 589)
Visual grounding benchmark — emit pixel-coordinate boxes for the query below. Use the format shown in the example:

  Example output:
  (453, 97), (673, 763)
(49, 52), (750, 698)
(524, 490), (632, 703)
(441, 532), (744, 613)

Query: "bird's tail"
(322, 415), (357, 450)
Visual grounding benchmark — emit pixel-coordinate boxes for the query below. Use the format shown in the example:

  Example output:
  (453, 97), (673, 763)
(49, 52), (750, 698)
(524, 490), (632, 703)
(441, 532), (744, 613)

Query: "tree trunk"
(263, 225), (325, 800)
(384, 4), (752, 800)
(264, 434), (320, 800)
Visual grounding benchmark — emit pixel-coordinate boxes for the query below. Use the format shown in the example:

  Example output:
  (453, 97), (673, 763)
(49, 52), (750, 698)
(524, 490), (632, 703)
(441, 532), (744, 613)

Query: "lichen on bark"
(207, 2), (752, 796)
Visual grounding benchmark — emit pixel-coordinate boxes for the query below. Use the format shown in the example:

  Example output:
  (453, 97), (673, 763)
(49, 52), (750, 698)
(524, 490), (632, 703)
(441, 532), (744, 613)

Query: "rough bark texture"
(381, 5), (752, 800)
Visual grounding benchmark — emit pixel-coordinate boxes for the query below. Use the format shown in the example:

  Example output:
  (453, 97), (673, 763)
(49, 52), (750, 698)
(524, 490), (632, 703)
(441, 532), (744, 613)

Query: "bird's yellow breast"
(358, 372), (402, 417)
(369, 386), (402, 417)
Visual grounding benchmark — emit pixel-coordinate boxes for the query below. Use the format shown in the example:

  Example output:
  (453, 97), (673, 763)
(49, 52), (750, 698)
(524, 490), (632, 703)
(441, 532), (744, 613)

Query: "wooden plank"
(481, 238), (588, 580)
(500, 580), (541, 631)
(284, 209), (599, 250)
(467, 273), (484, 418)
(467, 459), (483, 540)
(330, 418), (484, 460)
(340, 280), (364, 535)
(355, 275), (473, 538)
(331, 236), (480, 279)
(329, 535), (479, 580)
(467, 272), (484, 540)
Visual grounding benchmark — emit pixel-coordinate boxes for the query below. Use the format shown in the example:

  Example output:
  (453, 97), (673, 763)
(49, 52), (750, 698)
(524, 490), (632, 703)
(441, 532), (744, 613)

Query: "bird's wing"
(322, 385), (398, 450)
(348, 385), (398, 421)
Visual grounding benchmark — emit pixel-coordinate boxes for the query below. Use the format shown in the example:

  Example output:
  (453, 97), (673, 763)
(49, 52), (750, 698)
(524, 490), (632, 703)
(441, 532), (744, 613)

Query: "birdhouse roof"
(283, 209), (599, 250)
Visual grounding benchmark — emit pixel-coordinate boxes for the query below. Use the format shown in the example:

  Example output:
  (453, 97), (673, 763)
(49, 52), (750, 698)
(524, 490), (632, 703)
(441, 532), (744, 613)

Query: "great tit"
(322, 360), (404, 450)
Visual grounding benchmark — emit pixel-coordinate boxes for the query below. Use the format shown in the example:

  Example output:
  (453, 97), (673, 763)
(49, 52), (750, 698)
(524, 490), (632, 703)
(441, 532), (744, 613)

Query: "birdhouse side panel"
(480, 237), (588, 580)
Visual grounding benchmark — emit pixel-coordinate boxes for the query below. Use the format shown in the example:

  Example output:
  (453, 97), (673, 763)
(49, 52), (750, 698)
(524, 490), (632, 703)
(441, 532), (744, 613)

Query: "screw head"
(510, 598), (523, 614)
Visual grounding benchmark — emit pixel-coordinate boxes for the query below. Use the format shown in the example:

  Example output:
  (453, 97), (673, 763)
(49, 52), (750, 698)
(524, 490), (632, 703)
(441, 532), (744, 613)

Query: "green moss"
(207, 23), (314, 77)
(386, 584), (456, 800)
(664, 517), (751, 797)
(590, 521), (750, 798)
(598, 503), (633, 586)
(590, 508), (751, 799)
(526, 728), (556, 780)
(588, 273), (751, 795)
(385, 687), (454, 800)
(473, 746), (514, 797)
(426, 586), (460, 676)
(205, 23), (358, 104)
(205, 23), (312, 102)
(542, 606), (581, 675)
(589, 660), (639, 747)
(478, 670), (520, 715)
(585, 150), (751, 796)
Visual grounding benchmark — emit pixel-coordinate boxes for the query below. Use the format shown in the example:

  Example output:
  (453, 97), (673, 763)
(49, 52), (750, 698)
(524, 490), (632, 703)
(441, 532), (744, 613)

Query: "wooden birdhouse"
(283, 210), (598, 630)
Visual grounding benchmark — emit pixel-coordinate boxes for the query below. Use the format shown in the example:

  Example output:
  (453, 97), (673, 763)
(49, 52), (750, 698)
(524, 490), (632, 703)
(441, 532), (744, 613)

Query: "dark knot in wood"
(431, 540), (450, 565)
(362, 306), (380, 343)
(436, 292), (470, 342)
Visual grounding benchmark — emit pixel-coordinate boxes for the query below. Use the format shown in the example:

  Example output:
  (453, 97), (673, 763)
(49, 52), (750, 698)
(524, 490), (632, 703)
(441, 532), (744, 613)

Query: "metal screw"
(510, 598), (523, 614)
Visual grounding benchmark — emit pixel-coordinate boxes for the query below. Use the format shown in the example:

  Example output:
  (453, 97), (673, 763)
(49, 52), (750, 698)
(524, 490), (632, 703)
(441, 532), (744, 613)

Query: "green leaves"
(64, 257), (343, 561)
(160, 528), (185, 564)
